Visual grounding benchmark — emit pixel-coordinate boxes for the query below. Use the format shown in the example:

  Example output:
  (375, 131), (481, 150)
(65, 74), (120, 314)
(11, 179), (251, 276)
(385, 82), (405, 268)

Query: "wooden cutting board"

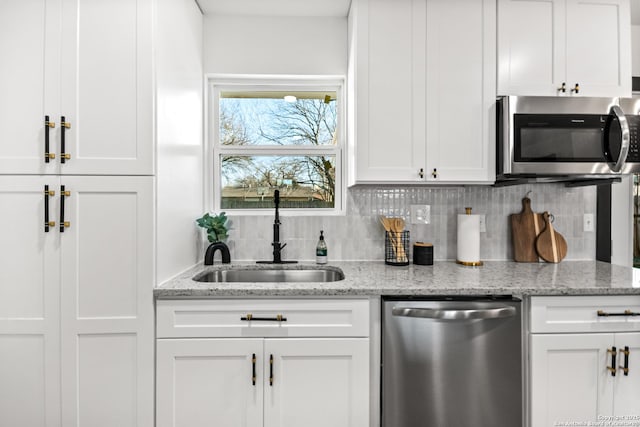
(535, 212), (568, 263)
(510, 197), (543, 262)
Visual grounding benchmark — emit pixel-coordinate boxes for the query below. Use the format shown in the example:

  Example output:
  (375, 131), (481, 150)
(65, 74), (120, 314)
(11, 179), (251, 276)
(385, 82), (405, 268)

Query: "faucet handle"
(280, 243), (287, 250)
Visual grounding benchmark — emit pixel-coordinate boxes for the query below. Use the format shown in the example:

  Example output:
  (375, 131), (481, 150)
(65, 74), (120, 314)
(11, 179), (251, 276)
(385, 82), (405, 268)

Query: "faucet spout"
(204, 242), (231, 265)
(257, 189), (297, 264)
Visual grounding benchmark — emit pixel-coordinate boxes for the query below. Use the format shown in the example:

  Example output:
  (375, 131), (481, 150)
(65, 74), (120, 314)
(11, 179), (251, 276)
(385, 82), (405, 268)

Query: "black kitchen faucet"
(256, 189), (297, 264)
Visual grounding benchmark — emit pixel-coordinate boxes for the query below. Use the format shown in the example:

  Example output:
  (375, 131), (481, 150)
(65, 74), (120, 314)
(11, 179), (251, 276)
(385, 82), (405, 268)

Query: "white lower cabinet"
(156, 299), (370, 427)
(156, 339), (263, 427)
(0, 176), (153, 427)
(530, 296), (640, 427)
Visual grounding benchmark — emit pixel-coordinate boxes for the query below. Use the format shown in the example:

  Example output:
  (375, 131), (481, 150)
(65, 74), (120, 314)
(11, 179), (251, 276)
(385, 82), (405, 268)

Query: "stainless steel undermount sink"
(193, 268), (345, 283)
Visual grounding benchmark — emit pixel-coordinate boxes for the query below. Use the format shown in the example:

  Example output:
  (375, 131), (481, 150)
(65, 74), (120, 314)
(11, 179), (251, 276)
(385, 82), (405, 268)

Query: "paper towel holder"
(456, 207), (483, 267)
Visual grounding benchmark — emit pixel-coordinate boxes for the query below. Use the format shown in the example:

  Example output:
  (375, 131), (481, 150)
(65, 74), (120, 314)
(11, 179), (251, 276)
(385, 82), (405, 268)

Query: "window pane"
(219, 91), (337, 146)
(220, 155), (336, 209)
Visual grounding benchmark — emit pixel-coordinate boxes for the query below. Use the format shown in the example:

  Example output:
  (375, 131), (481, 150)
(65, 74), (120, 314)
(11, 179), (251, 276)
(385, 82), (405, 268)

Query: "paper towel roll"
(457, 213), (481, 265)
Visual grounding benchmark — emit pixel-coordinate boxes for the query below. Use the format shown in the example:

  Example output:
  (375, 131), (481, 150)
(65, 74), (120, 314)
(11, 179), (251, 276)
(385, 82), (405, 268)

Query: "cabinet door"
(565, 0), (631, 97)
(530, 334), (615, 427)
(60, 176), (153, 427)
(264, 338), (369, 427)
(0, 176), (60, 427)
(425, 0), (496, 182)
(59, 0), (153, 175)
(497, 0), (566, 95)
(351, 0), (426, 183)
(0, 0), (60, 174)
(156, 339), (263, 427)
(613, 333), (640, 417)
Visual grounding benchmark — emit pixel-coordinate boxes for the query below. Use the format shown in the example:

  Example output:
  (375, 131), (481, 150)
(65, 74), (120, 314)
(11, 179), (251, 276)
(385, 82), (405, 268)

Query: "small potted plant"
(196, 212), (231, 265)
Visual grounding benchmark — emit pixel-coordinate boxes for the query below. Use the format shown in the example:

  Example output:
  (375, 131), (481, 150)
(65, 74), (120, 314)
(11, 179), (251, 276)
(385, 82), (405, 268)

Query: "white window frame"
(205, 74), (346, 216)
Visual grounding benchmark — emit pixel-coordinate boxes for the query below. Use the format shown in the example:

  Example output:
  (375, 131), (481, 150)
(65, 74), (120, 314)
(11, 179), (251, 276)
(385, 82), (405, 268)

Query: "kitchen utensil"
(385, 230), (410, 266)
(511, 197), (543, 262)
(380, 216), (408, 263)
(390, 217), (407, 262)
(535, 212), (568, 263)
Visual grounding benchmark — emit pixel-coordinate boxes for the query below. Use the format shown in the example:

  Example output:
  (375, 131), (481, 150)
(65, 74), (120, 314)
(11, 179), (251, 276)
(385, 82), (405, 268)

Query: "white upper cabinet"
(498, 0), (632, 97)
(348, 0), (496, 184)
(0, 0), (153, 175)
(0, 0), (61, 175)
(350, 0), (426, 183)
(425, 0), (496, 183)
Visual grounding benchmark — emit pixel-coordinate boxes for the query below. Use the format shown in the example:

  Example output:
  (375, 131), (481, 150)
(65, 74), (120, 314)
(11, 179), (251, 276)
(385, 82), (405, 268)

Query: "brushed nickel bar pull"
(597, 310), (639, 317)
(251, 353), (256, 386)
(240, 314), (287, 322)
(608, 347), (617, 377)
(619, 346), (630, 376)
(269, 354), (274, 386)
(44, 116), (55, 162)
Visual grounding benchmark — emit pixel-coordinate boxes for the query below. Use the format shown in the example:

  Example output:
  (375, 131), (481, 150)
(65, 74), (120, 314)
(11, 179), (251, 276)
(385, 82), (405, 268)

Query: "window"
(209, 76), (344, 214)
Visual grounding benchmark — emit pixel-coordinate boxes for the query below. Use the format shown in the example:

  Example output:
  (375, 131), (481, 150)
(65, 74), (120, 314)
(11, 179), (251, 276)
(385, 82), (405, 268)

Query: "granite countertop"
(154, 261), (640, 298)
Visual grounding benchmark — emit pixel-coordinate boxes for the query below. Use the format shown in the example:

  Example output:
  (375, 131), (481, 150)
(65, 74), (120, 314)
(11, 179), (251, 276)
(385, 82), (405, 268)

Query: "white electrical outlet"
(583, 213), (594, 232)
(479, 214), (486, 233)
(410, 205), (431, 224)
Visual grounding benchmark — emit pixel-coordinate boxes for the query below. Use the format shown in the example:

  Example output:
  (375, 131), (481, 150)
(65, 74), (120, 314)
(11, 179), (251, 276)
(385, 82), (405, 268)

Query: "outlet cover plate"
(410, 205), (431, 225)
(583, 213), (594, 232)
(479, 214), (486, 233)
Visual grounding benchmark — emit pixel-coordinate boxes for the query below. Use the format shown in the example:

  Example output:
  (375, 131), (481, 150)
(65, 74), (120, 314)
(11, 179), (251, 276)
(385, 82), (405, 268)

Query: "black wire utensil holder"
(385, 231), (410, 266)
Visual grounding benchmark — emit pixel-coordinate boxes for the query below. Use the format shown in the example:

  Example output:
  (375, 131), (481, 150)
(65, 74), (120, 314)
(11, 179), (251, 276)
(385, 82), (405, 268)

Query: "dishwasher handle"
(392, 305), (517, 320)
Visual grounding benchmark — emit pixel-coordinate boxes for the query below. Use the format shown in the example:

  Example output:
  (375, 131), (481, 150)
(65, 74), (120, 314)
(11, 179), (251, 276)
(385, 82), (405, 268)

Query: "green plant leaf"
(196, 212), (229, 243)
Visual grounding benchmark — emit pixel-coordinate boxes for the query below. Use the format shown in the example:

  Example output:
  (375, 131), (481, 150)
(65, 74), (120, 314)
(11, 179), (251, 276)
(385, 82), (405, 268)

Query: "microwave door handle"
(609, 105), (630, 173)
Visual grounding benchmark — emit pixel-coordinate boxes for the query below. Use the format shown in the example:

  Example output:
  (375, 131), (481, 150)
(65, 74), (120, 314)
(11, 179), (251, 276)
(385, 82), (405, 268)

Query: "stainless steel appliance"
(497, 96), (640, 183)
(382, 296), (522, 427)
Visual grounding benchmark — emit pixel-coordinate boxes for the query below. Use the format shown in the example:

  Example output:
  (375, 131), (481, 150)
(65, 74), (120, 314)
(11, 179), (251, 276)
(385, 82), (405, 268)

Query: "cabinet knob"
(571, 83), (580, 94)
(418, 168), (424, 179)
(431, 168), (438, 179)
(557, 82), (566, 93)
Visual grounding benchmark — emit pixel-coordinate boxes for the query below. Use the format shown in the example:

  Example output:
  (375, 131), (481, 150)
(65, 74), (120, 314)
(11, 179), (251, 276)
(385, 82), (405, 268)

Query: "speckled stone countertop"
(154, 261), (640, 298)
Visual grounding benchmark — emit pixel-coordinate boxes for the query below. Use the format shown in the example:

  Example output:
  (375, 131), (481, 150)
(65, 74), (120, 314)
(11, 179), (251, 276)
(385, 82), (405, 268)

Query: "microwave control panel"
(627, 116), (640, 162)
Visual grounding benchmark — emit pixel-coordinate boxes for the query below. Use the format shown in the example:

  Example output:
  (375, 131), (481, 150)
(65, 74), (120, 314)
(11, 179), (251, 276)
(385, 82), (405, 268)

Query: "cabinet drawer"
(156, 298), (370, 338)
(530, 296), (640, 333)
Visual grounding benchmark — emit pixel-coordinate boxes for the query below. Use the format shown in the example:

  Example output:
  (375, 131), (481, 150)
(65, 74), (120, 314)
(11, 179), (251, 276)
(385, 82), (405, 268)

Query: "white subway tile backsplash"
(225, 183), (597, 262)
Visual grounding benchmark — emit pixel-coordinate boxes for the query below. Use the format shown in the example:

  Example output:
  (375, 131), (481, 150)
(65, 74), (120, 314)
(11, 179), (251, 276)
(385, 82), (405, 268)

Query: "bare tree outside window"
(217, 90), (338, 210)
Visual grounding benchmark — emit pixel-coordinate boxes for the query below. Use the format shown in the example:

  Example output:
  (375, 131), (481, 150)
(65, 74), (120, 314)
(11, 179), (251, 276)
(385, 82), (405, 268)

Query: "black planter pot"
(204, 242), (231, 265)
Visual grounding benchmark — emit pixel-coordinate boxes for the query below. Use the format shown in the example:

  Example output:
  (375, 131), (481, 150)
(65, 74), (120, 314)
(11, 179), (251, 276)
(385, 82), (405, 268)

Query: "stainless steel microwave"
(497, 96), (640, 183)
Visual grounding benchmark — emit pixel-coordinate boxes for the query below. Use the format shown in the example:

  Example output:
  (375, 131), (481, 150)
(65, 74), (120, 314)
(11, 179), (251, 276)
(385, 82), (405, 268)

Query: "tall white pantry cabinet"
(0, 1), (154, 427)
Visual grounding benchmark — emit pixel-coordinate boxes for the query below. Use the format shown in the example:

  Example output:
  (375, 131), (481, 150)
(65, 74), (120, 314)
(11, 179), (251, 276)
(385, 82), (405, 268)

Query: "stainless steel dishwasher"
(382, 296), (522, 427)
